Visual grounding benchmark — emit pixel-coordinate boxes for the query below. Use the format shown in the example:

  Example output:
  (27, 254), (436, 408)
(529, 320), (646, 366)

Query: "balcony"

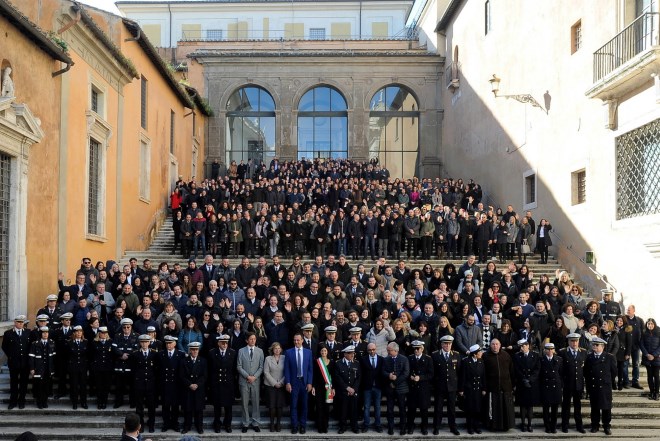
(586, 12), (660, 100)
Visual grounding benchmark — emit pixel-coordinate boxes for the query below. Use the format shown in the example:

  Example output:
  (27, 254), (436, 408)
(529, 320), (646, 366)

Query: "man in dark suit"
(335, 346), (362, 434)
(179, 342), (207, 434)
(200, 255), (219, 287)
(131, 334), (160, 433)
(407, 340), (434, 435)
(382, 341), (410, 435)
(159, 335), (184, 432)
(209, 335), (237, 433)
(1, 315), (30, 409)
(431, 335), (461, 435)
(318, 325), (343, 361)
(558, 333), (587, 433)
(301, 324), (319, 358)
(360, 343), (385, 432)
(584, 337), (617, 435)
(539, 343), (563, 434)
(284, 333), (313, 434)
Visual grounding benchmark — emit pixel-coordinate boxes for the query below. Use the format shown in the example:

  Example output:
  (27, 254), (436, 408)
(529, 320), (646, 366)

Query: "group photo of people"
(2, 158), (657, 437)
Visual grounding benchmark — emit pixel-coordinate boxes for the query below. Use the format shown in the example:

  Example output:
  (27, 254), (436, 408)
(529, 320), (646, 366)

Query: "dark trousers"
(364, 236), (376, 260)
(646, 365), (660, 394)
(94, 370), (111, 407)
(55, 359), (68, 397)
(589, 398), (611, 430)
(542, 403), (558, 431)
(161, 397), (180, 430)
(181, 239), (193, 258)
(339, 394), (358, 431)
(406, 237), (418, 259)
(243, 238), (255, 257)
(561, 389), (583, 429)
(184, 410), (203, 431)
(351, 238), (361, 259)
(421, 236), (433, 259)
(407, 391), (429, 431)
(135, 387), (156, 429)
(386, 389), (407, 430)
(389, 239), (401, 259)
(315, 395), (331, 432)
(519, 405), (533, 426)
(447, 235), (457, 257)
(433, 391), (457, 429)
(213, 401), (232, 428)
(8, 367), (29, 406)
(33, 376), (51, 408)
(70, 369), (87, 406)
(290, 377), (309, 428)
(114, 371), (134, 405)
(478, 241), (490, 263)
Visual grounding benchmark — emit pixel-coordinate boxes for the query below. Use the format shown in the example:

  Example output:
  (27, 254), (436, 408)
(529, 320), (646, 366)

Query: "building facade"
(418, 0), (660, 318)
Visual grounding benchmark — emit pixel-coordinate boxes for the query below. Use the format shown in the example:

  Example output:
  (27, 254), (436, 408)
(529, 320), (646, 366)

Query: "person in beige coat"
(264, 342), (287, 431)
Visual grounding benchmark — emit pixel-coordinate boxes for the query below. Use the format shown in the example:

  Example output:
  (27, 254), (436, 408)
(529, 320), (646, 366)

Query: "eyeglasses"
(83, 261), (91, 264)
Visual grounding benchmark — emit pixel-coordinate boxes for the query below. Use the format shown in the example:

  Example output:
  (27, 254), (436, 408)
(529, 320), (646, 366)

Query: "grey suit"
(237, 345), (265, 427)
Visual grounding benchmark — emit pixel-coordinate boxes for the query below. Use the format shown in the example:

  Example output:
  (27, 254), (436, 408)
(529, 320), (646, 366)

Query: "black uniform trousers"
(561, 389), (583, 430)
(339, 394), (358, 431)
(589, 397), (612, 430)
(8, 367), (29, 406)
(433, 390), (458, 430)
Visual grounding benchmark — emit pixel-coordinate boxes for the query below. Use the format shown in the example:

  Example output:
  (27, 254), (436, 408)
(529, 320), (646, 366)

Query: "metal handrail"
(181, 30), (417, 42)
(593, 12), (659, 82)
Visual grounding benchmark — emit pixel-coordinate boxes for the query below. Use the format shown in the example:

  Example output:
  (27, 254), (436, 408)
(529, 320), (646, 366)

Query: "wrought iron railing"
(593, 12), (659, 82)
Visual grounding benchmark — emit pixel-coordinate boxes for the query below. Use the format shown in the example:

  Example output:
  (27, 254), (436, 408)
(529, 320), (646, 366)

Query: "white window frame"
(139, 133), (151, 203)
(522, 169), (537, 210)
(89, 75), (107, 119)
(85, 111), (112, 241)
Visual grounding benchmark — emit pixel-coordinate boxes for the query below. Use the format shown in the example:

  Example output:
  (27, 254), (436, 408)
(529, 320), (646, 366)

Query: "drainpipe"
(168, 3), (174, 64)
(58, 5), (81, 34)
(52, 61), (73, 77)
(124, 29), (141, 42)
(359, 1), (362, 39)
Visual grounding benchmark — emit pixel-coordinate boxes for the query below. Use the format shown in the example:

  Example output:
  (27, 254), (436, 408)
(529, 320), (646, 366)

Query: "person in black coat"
(89, 327), (113, 409)
(360, 343), (384, 432)
(406, 341), (434, 435)
(640, 318), (660, 400)
(334, 346), (361, 434)
(535, 219), (552, 264)
(614, 316), (632, 391)
(159, 335), (185, 432)
(584, 338), (617, 435)
(2, 315), (31, 409)
(180, 342), (207, 434)
(431, 335), (461, 435)
(208, 335), (238, 432)
(558, 333), (587, 433)
(539, 343), (563, 433)
(131, 334), (160, 433)
(513, 338), (540, 432)
(28, 327), (56, 409)
(382, 341), (410, 436)
(459, 344), (486, 434)
(66, 326), (89, 409)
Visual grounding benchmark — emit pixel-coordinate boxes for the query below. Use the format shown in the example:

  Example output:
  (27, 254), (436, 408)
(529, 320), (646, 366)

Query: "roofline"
(0, 0), (73, 64)
(189, 49), (441, 58)
(434, 0), (463, 33)
(71, 2), (139, 78)
(123, 18), (194, 108)
(116, 0), (412, 4)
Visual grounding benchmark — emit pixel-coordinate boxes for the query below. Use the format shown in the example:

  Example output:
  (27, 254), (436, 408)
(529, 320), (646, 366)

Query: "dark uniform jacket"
(179, 356), (207, 411)
(66, 339), (89, 373)
(319, 340), (344, 362)
(28, 340), (56, 378)
(334, 358), (361, 396)
(459, 356), (485, 412)
(558, 347), (587, 391)
(37, 306), (63, 329)
(112, 333), (139, 372)
(130, 350), (160, 391)
(408, 353), (434, 406)
(539, 355), (563, 404)
(431, 350), (461, 393)
(159, 348), (186, 403)
(2, 329), (30, 369)
(208, 347), (237, 405)
(342, 339), (368, 359)
(90, 339), (114, 372)
(584, 351), (617, 410)
(513, 350), (540, 406)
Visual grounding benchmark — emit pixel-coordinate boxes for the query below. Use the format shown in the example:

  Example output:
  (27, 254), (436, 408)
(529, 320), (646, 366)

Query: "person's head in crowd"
(273, 311), (284, 325)
(482, 314), (492, 327)
(123, 412), (141, 437)
(465, 314), (476, 327)
(587, 301), (599, 314)
(184, 316), (198, 331)
(587, 323), (599, 336)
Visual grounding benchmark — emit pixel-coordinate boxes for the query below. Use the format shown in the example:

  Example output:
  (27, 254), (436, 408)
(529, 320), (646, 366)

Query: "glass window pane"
(298, 117), (314, 151)
(315, 117), (331, 151)
(330, 88), (347, 111)
(368, 116), (385, 159)
(315, 87), (331, 111)
(330, 117), (347, 152)
(384, 151), (402, 180)
(370, 89), (386, 111)
(299, 90), (314, 112)
(259, 89), (275, 112)
(402, 115), (418, 151)
(243, 88), (259, 112)
(402, 151), (418, 179)
(260, 117), (276, 151)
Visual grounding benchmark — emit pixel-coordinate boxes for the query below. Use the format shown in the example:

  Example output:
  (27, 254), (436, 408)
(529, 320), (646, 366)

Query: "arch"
(363, 79), (424, 111)
(291, 80), (351, 111)
(225, 85), (277, 166)
(296, 85), (348, 160)
(368, 84), (420, 179)
(219, 81), (280, 116)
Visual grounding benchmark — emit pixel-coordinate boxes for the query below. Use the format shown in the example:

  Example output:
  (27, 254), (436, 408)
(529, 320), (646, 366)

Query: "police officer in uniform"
(28, 326), (56, 409)
(131, 334), (160, 433)
(66, 325), (89, 409)
(460, 344), (486, 434)
(159, 335), (184, 432)
(344, 327), (368, 359)
(584, 337), (617, 435)
(431, 335), (461, 435)
(37, 294), (63, 330)
(180, 341), (207, 434)
(318, 325), (343, 361)
(29, 315), (51, 345)
(513, 338), (540, 432)
(539, 342), (563, 433)
(407, 340), (434, 435)
(2, 315), (31, 409)
(112, 318), (138, 408)
(89, 326), (113, 409)
(52, 312), (73, 399)
(335, 346), (361, 434)
(559, 332), (587, 433)
(209, 334), (237, 433)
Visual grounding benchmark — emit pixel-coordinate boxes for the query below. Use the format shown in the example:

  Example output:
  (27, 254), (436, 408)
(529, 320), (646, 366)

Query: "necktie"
(169, 352), (173, 358)
(221, 351), (225, 357)
(297, 349), (302, 377)
(329, 342), (334, 350)
(371, 357), (376, 369)
(17, 330), (21, 337)
(144, 352), (148, 359)
(445, 352), (449, 362)
(250, 348), (253, 360)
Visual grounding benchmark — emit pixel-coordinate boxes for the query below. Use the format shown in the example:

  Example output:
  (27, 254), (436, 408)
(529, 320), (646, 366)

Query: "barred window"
(523, 171), (537, 209)
(0, 153), (10, 320)
(207, 29), (223, 40)
(484, 1), (492, 35)
(170, 110), (175, 154)
(309, 28), (326, 40)
(572, 169), (587, 205)
(616, 118), (660, 219)
(571, 20), (582, 54)
(91, 89), (99, 113)
(141, 76), (148, 130)
(87, 138), (102, 235)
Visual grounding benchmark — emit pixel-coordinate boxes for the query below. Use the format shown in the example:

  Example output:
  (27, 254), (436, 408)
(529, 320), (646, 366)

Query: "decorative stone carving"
(1, 67), (14, 98)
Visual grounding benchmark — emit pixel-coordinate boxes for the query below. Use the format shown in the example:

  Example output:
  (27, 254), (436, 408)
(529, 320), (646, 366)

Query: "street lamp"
(488, 74), (549, 114)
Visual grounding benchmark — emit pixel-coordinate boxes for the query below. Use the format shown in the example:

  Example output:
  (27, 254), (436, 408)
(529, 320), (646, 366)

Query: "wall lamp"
(489, 74), (549, 114)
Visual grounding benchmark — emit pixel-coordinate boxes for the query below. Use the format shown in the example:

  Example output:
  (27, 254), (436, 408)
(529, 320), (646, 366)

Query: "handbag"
(521, 239), (531, 255)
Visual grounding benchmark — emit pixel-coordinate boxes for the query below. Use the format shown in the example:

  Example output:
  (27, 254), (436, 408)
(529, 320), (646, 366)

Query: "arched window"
(368, 85), (419, 178)
(297, 86), (348, 159)
(226, 86), (276, 166)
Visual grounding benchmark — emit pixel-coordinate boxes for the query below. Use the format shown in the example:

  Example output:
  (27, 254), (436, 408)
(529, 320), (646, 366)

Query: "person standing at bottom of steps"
(90, 326), (113, 409)
(584, 337), (617, 435)
(159, 335), (185, 432)
(2, 315), (31, 409)
(179, 342), (207, 435)
(28, 326), (56, 409)
(559, 333), (587, 433)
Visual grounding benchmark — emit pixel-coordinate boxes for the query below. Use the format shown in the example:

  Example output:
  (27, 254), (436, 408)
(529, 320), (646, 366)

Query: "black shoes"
(291, 427), (298, 434)
(577, 427), (586, 434)
(388, 428), (394, 435)
(632, 383), (643, 390)
(451, 427), (460, 435)
(242, 427), (248, 433)
(604, 428), (612, 435)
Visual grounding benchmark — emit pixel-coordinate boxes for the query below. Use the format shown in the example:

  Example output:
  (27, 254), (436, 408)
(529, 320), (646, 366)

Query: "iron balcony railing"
(593, 12), (660, 82)
(181, 29), (416, 42)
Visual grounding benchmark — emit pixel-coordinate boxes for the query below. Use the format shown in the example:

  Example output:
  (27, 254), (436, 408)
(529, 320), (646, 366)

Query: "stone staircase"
(124, 217), (567, 286)
(0, 370), (656, 440)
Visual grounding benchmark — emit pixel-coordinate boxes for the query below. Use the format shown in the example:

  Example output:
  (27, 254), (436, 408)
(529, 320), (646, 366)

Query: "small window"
(571, 20), (582, 54)
(571, 169), (586, 205)
(309, 28), (326, 40)
(91, 89), (99, 113)
(485, 0), (492, 35)
(207, 29), (223, 40)
(141, 76), (148, 130)
(139, 139), (151, 202)
(523, 171), (537, 209)
(170, 110), (175, 154)
(90, 84), (104, 117)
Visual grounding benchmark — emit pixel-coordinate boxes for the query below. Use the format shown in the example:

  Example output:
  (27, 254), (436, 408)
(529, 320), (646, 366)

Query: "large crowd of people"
(2, 158), (658, 438)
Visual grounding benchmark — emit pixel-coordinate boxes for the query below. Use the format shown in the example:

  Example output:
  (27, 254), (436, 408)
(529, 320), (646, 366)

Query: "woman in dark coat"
(482, 339), (516, 431)
(312, 346), (335, 433)
(495, 319), (518, 357)
(614, 316), (632, 390)
(535, 219), (552, 264)
(513, 339), (540, 432)
(539, 344), (563, 433)
(640, 318), (660, 400)
(460, 344), (486, 434)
